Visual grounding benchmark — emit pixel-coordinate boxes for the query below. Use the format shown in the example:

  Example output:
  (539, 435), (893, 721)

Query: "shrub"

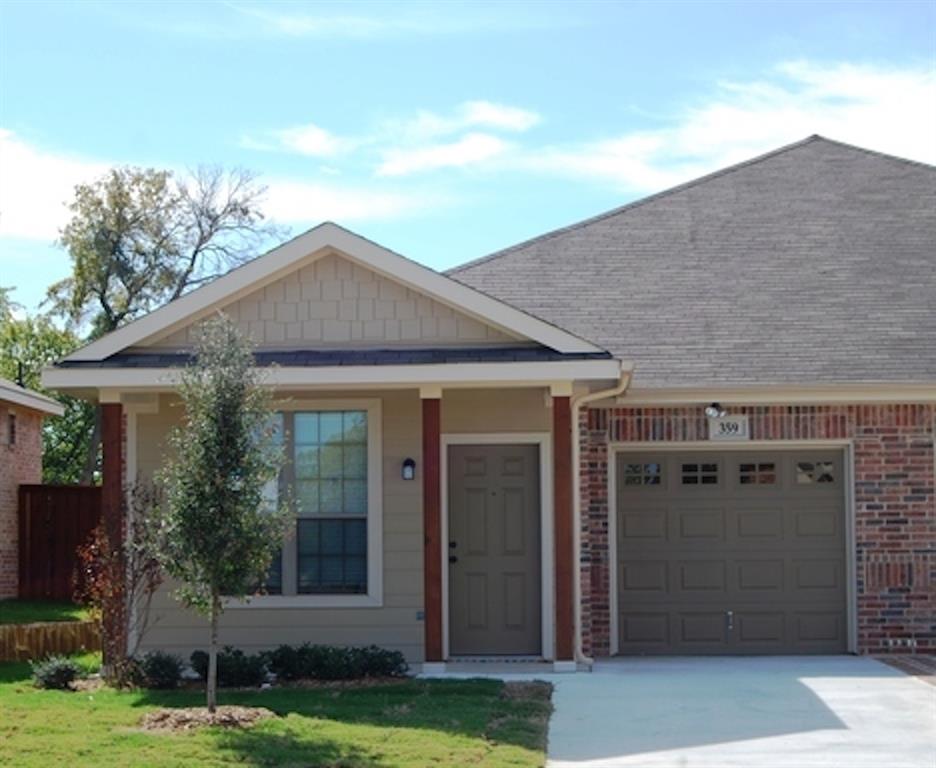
(190, 647), (267, 687)
(32, 656), (82, 690)
(138, 651), (184, 689)
(265, 643), (408, 681)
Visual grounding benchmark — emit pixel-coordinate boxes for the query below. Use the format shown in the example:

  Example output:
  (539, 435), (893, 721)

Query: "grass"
(0, 599), (92, 625)
(0, 653), (552, 767)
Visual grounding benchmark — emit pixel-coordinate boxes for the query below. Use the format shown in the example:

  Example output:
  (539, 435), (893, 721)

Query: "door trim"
(608, 440), (855, 655)
(441, 433), (554, 661)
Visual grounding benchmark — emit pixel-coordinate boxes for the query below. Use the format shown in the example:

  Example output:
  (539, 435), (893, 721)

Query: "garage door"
(616, 450), (847, 654)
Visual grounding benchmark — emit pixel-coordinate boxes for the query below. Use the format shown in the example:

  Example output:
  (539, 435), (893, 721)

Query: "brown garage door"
(616, 450), (847, 655)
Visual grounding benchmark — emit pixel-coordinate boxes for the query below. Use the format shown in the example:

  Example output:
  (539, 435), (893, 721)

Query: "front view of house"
(44, 136), (936, 667)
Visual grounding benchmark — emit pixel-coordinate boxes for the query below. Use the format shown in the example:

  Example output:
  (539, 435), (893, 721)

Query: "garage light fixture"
(704, 402), (728, 419)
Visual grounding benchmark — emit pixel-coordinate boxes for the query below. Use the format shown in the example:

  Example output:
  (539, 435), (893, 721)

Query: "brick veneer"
(0, 405), (43, 597)
(579, 404), (936, 656)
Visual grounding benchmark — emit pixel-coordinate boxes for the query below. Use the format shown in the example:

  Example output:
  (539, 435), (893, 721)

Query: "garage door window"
(796, 461), (834, 484)
(681, 462), (718, 485)
(739, 462), (776, 485)
(623, 462), (662, 486)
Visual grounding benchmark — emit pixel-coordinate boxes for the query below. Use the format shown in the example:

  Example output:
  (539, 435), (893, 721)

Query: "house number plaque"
(708, 414), (750, 441)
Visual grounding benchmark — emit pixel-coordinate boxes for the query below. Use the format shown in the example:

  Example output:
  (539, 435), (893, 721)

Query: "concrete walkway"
(548, 656), (936, 768)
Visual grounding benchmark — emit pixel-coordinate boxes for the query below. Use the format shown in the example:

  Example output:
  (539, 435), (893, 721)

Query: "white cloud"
(388, 101), (541, 142)
(274, 123), (351, 157)
(0, 129), (109, 241)
(523, 61), (936, 192)
(377, 133), (510, 177)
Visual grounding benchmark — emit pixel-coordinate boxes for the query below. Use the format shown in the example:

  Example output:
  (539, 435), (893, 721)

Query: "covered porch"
(47, 357), (629, 671)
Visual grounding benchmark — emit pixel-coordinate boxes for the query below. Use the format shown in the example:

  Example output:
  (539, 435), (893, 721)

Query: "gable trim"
(64, 223), (604, 362)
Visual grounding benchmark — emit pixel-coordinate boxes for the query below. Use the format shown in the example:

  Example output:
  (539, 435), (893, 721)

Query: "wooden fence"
(18, 485), (101, 600)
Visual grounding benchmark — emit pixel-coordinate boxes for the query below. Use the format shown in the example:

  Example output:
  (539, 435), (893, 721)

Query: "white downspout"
(571, 363), (633, 667)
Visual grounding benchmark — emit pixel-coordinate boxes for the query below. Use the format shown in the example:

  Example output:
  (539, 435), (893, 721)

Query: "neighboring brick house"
(43, 136), (935, 667)
(0, 378), (64, 597)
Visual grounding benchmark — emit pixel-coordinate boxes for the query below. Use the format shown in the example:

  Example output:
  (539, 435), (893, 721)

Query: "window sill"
(224, 593), (383, 609)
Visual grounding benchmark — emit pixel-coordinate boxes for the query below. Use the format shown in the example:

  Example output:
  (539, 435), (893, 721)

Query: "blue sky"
(1, 1), (935, 313)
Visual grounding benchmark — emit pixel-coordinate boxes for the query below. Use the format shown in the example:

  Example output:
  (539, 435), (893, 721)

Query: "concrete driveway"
(548, 657), (935, 768)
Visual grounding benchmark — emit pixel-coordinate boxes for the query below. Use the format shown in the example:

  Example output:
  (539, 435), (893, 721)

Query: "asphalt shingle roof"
(448, 136), (936, 388)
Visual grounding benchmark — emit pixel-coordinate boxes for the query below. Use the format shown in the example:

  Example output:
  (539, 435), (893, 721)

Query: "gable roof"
(65, 222), (604, 362)
(0, 377), (65, 416)
(450, 136), (936, 388)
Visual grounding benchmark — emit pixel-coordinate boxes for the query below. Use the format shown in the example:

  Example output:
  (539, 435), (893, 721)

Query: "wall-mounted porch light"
(704, 402), (728, 419)
(402, 458), (416, 481)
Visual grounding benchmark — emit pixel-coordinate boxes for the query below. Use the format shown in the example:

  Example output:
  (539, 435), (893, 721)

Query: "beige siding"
(133, 387), (550, 662)
(146, 251), (520, 350)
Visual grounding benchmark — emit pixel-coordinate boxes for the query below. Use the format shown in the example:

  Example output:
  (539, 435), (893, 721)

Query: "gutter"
(570, 365), (633, 667)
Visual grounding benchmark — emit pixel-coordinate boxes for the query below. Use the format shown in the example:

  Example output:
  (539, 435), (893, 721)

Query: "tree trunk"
(207, 597), (219, 713)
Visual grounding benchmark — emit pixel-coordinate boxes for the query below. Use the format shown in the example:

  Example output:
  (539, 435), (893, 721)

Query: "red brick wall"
(579, 403), (936, 656)
(0, 404), (44, 597)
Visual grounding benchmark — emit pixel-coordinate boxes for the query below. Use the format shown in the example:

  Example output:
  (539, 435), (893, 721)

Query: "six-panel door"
(448, 444), (542, 656)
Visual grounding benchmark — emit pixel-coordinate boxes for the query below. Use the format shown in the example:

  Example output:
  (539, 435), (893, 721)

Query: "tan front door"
(448, 444), (541, 656)
(617, 450), (847, 654)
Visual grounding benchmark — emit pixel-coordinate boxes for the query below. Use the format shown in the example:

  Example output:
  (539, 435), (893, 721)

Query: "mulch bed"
(140, 706), (276, 732)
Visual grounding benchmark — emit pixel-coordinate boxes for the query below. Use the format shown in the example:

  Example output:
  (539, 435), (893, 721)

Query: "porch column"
(552, 391), (575, 664)
(421, 390), (443, 663)
(100, 397), (126, 666)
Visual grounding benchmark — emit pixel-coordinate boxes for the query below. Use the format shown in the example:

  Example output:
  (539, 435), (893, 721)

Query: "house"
(0, 378), (64, 597)
(43, 136), (935, 667)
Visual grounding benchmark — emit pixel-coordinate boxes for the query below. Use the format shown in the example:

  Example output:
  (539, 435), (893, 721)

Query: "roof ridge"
(446, 135), (934, 276)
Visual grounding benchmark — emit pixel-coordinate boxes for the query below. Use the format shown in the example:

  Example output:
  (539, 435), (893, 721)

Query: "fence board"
(18, 485), (102, 601)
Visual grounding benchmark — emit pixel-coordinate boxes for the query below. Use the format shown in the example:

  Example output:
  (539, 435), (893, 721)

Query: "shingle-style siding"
(148, 252), (519, 351)
(451, 138), (936, 387)
(579, 403), (936, 656)
(0, 405), (43, 597)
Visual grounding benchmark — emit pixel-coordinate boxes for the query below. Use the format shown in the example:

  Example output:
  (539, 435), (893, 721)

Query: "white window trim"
(228, 398), (383, 609)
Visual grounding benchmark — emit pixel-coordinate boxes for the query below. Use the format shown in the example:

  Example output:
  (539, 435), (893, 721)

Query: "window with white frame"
(259, 404), (378, 600)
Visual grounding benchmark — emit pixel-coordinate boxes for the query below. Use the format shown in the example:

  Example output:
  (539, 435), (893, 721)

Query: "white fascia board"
(63, 223), (603, 362)
(617, 383), (936, 406)
(0, 380), (65, 416)
(42, 358), (626, 392)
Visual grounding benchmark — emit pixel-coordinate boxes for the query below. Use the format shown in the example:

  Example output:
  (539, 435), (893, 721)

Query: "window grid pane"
(291, 410), (368, 595)
(297, 518), (367, 594)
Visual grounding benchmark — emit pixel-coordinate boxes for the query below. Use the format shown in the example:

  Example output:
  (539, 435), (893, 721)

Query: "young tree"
(155, 315), (288, 711)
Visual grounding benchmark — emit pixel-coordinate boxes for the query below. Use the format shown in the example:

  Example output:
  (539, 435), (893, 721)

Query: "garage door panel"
(619, 505), (668, 541)
(678, 612), (728, 645)
(677, 560), (727, 593)
(795, 611), (844, 644)
(735, 505), (785, 541)
(736, 559), (785, 592)
(619, 612), (670, 647)
(793, 505), (842, 540)
(735, 611), (785, 645)
(793, 558), (843, 592)
(619, 560), (668, 593)
(677, 505), (726, 541)
(616, 450), (846, 655)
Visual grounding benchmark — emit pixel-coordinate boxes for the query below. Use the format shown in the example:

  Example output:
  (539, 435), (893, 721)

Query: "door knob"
(449, 555), (458, 564)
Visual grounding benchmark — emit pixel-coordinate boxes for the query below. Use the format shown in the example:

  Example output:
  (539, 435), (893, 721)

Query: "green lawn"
(0, 599), (92, 625)
(0, 654), (552, 767)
